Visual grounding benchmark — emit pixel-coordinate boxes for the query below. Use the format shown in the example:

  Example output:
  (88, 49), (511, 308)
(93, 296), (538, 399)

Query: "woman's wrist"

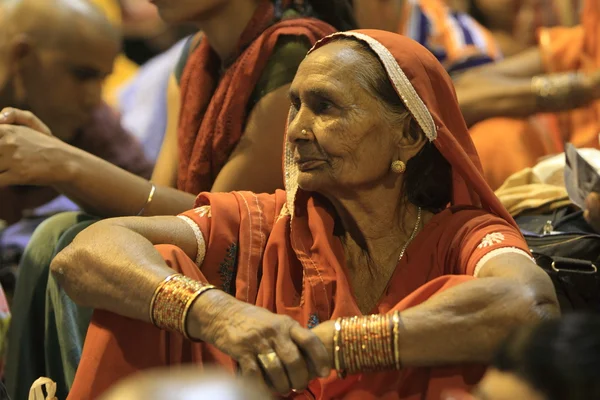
(149, 274), (220, 341)
(47, 141), (82, 186)
(186, 288), (233, 342)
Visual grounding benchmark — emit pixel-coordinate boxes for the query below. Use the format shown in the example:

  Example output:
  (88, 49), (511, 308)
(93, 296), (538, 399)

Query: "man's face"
(13, 30), (118, 141)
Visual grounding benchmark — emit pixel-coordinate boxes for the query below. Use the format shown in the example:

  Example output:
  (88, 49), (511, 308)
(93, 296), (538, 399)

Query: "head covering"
(284, 29), (518, 228)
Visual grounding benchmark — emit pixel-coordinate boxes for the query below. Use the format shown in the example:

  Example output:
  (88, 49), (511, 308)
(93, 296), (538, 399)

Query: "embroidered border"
(473, 247), (533, 277)
(177, 215), (206, 267)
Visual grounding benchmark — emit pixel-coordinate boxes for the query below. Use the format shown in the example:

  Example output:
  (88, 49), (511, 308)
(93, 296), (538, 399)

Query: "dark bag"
(516, 208), (600, 313)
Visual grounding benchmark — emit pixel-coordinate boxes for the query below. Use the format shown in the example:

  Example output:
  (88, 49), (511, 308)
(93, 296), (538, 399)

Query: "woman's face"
(147, 0), (227, 24)
(287, 41), (410, 196)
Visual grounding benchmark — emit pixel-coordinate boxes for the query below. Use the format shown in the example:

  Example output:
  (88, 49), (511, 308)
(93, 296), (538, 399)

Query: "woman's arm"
(0, 108), (196, 217)
(210, 85), (289, 193)
(394, 253), (559, 366)
(151, 73), (181, 188)
(51, 216), (198, 317)
(455, 48), (600, 126)
(51, 216), (330, 393)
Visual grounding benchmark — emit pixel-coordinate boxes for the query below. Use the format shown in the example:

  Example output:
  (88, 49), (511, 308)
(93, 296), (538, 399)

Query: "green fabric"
(246, 35), (310, 114)
(174, 33), (310, 114)
(5, 212), (98, 400)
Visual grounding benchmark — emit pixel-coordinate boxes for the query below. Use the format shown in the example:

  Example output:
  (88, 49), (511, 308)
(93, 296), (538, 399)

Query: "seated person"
(3, 1), (355, 399)
(352, 0), (502, 73)
(54, 30), (559, 399)
(445, 313), (600, 400)
(454, 0), (599, 189)
(0, 0), (152, 286)
(89, 0), (140, 107)
(456, 0), (580, 56)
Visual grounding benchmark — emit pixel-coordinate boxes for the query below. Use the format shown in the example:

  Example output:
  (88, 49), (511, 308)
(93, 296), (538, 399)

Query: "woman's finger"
(272, 333), (310, 392)
(290, 324), (331, 378)
(238, 356), (268, 390)
(0, 108), (52, 135)
(256, 349), (292, 394)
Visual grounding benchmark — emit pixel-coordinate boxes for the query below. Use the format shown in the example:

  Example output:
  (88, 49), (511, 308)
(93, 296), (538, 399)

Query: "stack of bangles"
(149, 274), (217, 339)
(333, 311), (402, 378)
(531, 72), (586, 111)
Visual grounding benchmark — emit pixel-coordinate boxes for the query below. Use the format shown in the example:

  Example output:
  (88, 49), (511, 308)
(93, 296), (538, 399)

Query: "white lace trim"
(473, 247), (533, 277)
(177, 215), (206, 267)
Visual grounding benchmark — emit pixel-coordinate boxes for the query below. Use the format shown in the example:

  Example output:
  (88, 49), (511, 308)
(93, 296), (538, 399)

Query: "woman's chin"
(297, 173), (326, 193)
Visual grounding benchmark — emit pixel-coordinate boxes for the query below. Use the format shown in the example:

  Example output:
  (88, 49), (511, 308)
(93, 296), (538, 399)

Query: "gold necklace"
(397, 207), (422, 263)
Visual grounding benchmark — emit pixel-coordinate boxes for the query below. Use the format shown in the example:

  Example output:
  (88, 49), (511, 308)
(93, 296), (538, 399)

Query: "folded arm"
(395, 253), (559, 366)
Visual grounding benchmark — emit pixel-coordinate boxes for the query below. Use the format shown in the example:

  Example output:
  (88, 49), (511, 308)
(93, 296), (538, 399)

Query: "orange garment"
(69, 31), (530, 399)
(470, 115), (563, 190)
(538, 0), (600, 149)
(177, 0), (336, 194)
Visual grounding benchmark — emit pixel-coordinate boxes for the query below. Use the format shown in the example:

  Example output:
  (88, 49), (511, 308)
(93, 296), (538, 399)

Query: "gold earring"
(391, 160), (406, 174)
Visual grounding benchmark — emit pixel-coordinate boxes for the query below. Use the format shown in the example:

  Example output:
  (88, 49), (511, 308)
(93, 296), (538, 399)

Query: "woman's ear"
(395, 117), (427, 160)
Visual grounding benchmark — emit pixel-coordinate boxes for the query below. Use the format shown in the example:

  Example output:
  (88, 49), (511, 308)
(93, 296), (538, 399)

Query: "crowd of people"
(0, 0), (599, 399)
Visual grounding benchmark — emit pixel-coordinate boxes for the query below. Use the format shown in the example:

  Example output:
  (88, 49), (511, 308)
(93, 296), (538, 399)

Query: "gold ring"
(257, 351), (281, 370)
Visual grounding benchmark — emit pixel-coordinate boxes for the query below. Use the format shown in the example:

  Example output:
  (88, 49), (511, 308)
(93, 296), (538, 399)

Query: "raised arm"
(455, 48), (600, 126)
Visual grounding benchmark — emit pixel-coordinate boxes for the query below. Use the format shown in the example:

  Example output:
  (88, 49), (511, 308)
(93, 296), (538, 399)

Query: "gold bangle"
(181, 284), (217, 340)
(333, 318), (345, 378)
(532, 72), (584, 111)
(151, 274), (217, 340)
(137, 183), (156, 216)
(393, 311), (401, 370)
(149, 274), (178, 324)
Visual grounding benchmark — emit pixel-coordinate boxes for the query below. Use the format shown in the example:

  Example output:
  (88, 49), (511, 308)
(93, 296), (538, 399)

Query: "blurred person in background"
(0, 0), (152, 289)
(443, 313), (600, 400)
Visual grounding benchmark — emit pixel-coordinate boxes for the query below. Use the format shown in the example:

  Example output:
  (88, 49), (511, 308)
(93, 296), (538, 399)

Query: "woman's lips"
(296, 159), (326, 171)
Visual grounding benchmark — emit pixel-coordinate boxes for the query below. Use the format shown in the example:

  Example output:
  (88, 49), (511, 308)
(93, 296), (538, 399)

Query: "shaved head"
(0, 0), (119, 48)
(0, 0), (121, 140)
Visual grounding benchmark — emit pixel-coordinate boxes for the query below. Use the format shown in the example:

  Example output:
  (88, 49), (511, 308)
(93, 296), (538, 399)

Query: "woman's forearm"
(54, 145), (195, 217)
(50, 216), (198, 320)
(396, 277), (559, 367)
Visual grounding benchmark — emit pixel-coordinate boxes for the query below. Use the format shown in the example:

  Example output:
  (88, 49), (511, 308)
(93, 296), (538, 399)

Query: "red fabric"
(176, 1), (336, 194)
(69, 31), (531, 399)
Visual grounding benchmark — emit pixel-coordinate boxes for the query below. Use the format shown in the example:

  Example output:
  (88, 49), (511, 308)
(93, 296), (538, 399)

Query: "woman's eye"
(314, 101), (332, 114)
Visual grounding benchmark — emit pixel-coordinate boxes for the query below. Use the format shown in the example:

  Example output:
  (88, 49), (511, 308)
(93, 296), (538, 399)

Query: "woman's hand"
(0, 108), (74, 187)
(187, 291), (331, 395)
(311, 320), (335, 366)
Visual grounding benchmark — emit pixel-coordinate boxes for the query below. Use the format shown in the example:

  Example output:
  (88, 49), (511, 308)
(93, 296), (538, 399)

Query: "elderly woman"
(53, 30), (559, 399)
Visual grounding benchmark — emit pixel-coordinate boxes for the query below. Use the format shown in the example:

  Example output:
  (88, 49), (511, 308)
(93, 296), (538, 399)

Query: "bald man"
(0, 0), (151, 250)
(1, 2), (151, 398)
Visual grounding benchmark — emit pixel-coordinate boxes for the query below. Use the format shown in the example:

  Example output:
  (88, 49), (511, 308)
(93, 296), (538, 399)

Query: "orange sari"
(538, 0), (600, 149)
(69, 31), (531, 400)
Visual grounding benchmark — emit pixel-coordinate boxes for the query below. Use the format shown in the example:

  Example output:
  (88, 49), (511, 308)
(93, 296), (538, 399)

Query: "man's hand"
(0, 108), (74, 187)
